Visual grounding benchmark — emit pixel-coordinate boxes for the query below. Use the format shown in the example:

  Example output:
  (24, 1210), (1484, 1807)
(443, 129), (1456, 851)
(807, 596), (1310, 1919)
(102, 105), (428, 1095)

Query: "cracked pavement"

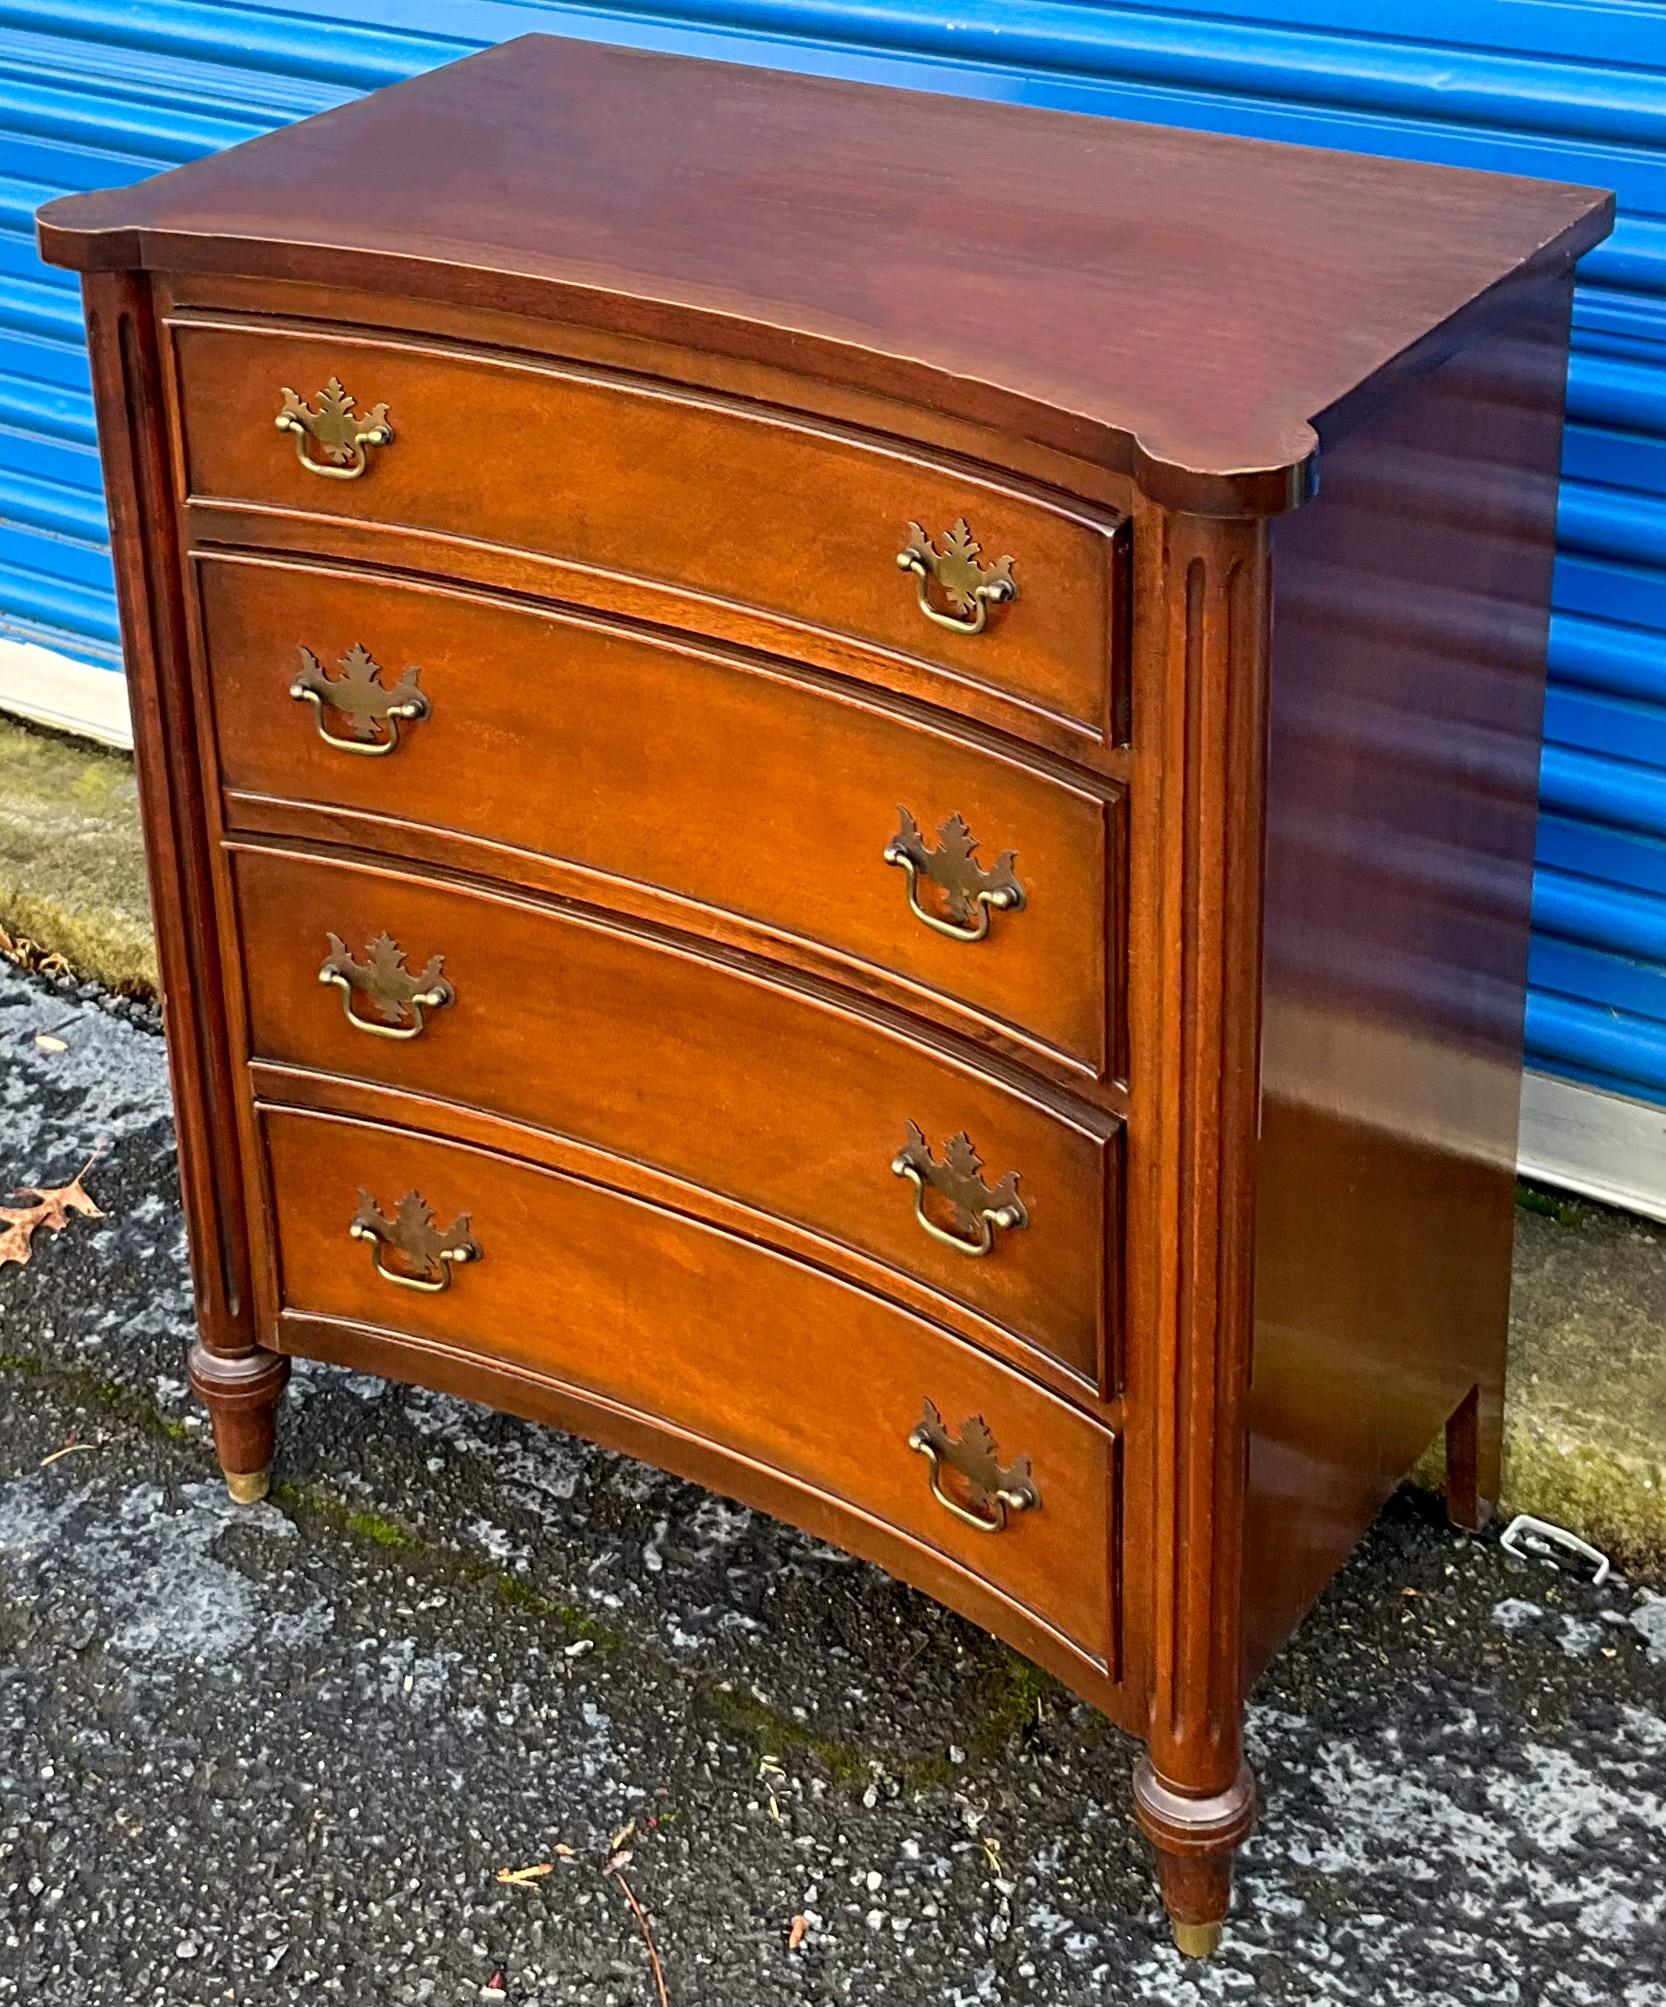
(0, 958), (1663, 2006)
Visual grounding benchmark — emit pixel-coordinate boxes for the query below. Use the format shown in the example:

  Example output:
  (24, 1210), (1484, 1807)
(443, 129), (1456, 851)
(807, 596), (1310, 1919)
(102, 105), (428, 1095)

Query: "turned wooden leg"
(188, 1340), (290, 1503)
(1133, 1758), (1256, 1957)
(1445, 1379), (1501, 1533)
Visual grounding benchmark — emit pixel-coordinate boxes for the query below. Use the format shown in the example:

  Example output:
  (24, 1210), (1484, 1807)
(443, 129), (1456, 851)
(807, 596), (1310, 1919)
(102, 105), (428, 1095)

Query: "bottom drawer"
(261, 1105), (1117, 1665)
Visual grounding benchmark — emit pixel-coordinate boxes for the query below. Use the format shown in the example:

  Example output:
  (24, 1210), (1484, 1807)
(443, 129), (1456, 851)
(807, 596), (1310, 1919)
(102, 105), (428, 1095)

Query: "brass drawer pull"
(290, 643), (429, 757)
(276, 376), (394, 479)
(908, 1398), (1039, 1533)
(897, 518), (1017, 635)
(892, 1122), (1028, 1258)
(350, 1189), (479, 1293)
(885, 807), (1024, 943)
(320, 931), (454, 1040)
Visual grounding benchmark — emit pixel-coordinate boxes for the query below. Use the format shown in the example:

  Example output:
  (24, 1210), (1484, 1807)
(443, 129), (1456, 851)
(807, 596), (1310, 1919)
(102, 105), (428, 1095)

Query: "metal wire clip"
(1499, 1513), (1611, 1587)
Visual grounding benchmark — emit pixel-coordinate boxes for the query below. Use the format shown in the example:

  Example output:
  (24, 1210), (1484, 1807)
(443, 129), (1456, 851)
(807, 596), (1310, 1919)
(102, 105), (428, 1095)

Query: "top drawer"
(168, 320), (1126, 743)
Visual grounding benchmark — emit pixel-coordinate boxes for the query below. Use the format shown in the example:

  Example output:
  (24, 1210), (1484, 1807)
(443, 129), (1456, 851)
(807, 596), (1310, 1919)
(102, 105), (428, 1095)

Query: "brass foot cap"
(1172, 1921), (1223, 1960)
(225, 1467), (271, 1506)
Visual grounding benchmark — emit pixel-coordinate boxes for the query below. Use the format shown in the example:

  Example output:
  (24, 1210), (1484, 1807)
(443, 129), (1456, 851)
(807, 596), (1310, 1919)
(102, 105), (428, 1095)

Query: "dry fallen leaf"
(495, 1862), (553, 1886)
(0, 926), (71, 981)
(0, 1161), (104, 1270)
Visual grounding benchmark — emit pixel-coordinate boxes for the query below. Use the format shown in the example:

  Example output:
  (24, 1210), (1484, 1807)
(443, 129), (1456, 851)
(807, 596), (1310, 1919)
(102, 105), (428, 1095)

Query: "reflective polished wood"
(39, 33), (1609, 1956)
(199, 551), (1126, 1078)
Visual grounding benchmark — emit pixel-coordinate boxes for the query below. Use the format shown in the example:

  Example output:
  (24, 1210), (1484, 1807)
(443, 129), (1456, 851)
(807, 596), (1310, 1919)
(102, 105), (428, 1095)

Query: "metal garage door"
(3, 0), (1662, 1206)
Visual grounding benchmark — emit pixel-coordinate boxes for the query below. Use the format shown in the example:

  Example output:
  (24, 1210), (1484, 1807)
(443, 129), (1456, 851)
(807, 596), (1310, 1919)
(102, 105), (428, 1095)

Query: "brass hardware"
(908, 1398), (1039, 1533)
(1171, 1923), (1223, 1961)
(319, 931), (453, 1040)
(290, 642), (428, 756)
(225, 1468), (271, 1506)
(350, 1189), (479, 1293)
(275, 376), (393, 478)
(897, 519), (1017, 634)
(891, 1122), (1028, 1257)
(884, 807), (1024, 942)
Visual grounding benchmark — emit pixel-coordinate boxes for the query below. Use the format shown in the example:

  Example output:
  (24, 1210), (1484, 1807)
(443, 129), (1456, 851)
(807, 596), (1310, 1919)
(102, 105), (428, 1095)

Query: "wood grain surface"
(230, 842), (1120, 1384)
(170, 317), (1125, 733)
(39, 34), (1610, 512)
(1243, 272), (1579, 1680)
(261, 1101), (1119, 1663)
(196, 552), (1123, 1077)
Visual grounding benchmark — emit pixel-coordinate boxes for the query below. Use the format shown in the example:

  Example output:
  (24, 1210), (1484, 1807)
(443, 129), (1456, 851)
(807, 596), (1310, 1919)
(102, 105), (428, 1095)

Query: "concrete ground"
(1, 710), (1662, 1568)
(2, 944), (1665, 2004)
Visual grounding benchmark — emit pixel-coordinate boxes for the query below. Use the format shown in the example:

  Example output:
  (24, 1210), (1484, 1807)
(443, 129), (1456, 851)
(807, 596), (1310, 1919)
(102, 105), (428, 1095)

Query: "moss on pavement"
(1500, 1196), (1666, 1571)
(0, 715), (154, 994)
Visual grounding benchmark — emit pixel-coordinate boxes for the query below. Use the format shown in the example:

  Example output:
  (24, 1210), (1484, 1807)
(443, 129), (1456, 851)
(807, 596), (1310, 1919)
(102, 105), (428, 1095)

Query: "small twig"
(612, 1868), (670, 2007)
(40, 1441), (98, 1469)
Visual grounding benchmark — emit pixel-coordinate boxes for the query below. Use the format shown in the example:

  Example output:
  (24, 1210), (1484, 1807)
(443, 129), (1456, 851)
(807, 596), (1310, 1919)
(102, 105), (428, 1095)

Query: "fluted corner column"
(82, 270), (289, 1502)
(1125, 500), (1271, 1954)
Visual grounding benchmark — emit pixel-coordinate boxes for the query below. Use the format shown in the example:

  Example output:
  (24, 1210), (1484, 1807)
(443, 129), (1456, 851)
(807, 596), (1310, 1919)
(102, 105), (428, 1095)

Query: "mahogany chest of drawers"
(39, 37), (1610, 1955)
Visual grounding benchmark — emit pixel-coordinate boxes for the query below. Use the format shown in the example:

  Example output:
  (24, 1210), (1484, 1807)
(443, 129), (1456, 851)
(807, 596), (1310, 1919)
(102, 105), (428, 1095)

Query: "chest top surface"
(39, 33), (1609, 511)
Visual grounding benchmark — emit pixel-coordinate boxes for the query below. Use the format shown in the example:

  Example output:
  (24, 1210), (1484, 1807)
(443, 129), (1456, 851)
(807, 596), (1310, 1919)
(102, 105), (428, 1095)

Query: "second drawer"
(231, 845), (1120, 1386)
(199, 553), (1122, 1078)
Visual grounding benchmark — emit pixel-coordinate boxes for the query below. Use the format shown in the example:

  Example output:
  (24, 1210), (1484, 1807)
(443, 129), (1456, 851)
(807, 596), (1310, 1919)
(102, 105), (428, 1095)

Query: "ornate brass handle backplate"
(320, 931), (453, 1040)
(909, 1398), (1039, 1533)
(290, 643), (429, 756)
(884, 807), (1024, 943)
(276, 376), (393, 479)
(892, 1121), (1028, 1257)
(897, 519), (1017, 634)
(350, 1189), (479, 1293)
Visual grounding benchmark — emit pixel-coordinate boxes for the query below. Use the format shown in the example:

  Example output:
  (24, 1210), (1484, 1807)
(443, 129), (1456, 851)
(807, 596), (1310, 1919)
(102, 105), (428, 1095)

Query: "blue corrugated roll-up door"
(4, 0), (1664, 1210)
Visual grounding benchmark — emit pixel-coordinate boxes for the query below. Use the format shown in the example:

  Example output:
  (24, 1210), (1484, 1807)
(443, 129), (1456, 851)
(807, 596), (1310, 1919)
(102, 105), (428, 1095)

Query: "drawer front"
(234, 846), (1117, 1385)
(202, 556), (1120, 1076)
(262, 1106), (1116, 1660)
(171, 321), (1125, 738)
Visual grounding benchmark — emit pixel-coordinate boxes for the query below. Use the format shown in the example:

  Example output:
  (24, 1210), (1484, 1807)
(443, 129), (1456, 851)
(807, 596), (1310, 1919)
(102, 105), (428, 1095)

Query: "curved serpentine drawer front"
(262, 1104), (1117, 1665)
(200, 555), (1122, 1078)
(232, 845), (1118, 1386)
(169, 320), (1126, 741)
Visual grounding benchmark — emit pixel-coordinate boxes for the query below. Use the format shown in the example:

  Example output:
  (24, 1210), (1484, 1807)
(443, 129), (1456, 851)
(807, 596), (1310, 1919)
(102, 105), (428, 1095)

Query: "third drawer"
(231, 843), (1121, 1389)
